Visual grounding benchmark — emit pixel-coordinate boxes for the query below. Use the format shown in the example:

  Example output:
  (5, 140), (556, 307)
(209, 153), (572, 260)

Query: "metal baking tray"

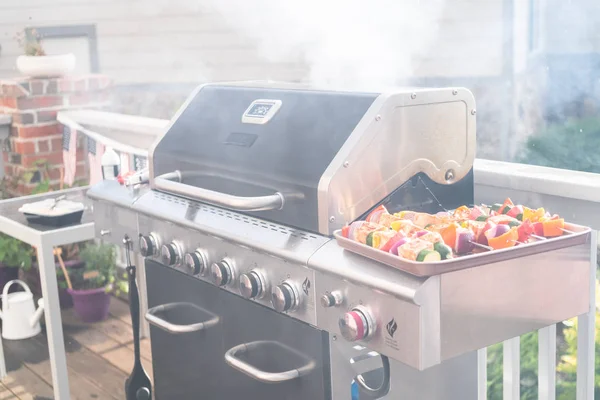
(333, 223), (592, 277)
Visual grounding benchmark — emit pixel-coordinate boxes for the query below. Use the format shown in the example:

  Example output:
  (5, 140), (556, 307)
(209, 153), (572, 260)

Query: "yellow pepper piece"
(523, 207), (545, 222)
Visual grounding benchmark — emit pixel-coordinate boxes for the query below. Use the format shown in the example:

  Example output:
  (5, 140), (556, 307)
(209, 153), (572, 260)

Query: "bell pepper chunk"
(542, 218), (565, 237)
(487, 227), (519, 250)
(532, 222), (544, 236)
(341, 226), (350, 238)
(523, 207), (545, 222)
(440, 223), (459, 249)
(380, 232), (407, 252)
(517, 220), (534, 242)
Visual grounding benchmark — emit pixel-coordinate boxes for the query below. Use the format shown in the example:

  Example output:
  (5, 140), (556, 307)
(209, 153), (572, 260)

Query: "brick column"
(0, 75), (111, 195)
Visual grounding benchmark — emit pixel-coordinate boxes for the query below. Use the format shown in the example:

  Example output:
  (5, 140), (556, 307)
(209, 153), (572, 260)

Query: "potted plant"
(15, 29), (75, 78)
(0, 233), (33, 292)
(66, 242), (118, 322)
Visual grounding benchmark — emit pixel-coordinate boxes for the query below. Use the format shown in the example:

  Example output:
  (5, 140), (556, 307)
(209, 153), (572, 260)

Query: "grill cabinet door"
(220, 291), (330, 400)
(145, 260), (227, 400)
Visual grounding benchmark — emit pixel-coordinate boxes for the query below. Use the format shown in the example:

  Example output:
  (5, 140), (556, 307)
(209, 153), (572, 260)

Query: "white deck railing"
(475, 159), (600, 400)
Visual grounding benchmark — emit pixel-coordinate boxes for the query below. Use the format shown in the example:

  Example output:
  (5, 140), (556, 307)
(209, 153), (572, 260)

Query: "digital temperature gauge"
(247, 103), (273, 117)
(242, 99), (282, 124)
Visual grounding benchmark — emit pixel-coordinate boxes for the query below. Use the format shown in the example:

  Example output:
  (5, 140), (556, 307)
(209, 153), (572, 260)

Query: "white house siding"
(0, 0), (508, 84)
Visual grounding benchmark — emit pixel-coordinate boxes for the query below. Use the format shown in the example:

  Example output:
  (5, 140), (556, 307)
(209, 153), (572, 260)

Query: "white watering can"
(0, 280), (44, 340)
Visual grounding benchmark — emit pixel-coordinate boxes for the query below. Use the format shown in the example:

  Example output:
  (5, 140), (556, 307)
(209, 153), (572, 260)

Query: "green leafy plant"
(21, 160), (87, 195)
(21, 159), (52, 195)
(68, 243), (118, 292)
(15, 29), (46, 56)
(0, 177), (14, 200)
(0, 233), (33, 270)
(486, 331), (539, 400)
(516, 116), (600, 173)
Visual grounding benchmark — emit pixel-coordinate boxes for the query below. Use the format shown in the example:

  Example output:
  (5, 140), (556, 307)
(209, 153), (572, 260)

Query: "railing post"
(478, 348), (488, 400)
(503, 337), (520, 400)
(576, 230), (597, 400)
(538, 325), (557, 400)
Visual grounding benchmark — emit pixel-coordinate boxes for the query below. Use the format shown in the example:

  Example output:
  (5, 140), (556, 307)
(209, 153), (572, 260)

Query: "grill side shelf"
(333, 223), (591, 277)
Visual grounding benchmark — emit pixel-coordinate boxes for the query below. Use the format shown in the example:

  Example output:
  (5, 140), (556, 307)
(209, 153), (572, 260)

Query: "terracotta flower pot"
(68, 287), (111, 323)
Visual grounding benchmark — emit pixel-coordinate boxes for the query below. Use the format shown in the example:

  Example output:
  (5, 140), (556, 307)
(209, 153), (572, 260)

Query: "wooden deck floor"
(0, 298), (152, 400)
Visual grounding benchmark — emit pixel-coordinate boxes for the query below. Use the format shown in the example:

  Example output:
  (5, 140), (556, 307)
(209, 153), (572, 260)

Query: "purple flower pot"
(68, 287), (111, 323)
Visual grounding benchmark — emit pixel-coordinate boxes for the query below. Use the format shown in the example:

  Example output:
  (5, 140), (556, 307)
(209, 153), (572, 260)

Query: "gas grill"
(88, 82), (594, 400)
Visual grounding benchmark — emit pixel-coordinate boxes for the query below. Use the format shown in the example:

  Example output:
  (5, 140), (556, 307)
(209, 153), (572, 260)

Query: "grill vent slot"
(154, 192), (319, 241)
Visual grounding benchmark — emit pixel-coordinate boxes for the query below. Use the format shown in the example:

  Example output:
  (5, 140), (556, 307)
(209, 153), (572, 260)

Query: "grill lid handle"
(145, 302), (219, 334)
(224, 341), (316, 383)
(154, 171), (285, 212)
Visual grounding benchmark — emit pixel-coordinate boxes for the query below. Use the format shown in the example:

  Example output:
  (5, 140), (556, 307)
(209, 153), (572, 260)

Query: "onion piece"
(348, 221), (365, 240)
(389, 238), (410, 255)
(455, 228), (475, 255)
(484, 223), (510, 241)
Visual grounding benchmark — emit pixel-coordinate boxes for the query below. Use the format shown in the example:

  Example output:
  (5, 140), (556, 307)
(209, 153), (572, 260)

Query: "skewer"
(469, 241), (493, 251)
(530, 234), (547, 240)
(469, 236), (544, 252)
(559, 227), (575, 234)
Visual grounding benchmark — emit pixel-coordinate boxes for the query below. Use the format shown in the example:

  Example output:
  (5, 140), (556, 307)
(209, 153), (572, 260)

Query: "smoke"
(203, 0), (447, 90)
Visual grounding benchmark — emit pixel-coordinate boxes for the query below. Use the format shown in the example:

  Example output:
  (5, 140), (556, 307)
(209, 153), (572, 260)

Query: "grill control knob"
(239, 271), (267, 299)
(160, 242), (182, 266)
(320, 291), (343, 308)
(211, 258), (235, 287)
(339, 305), (376, 342)
(139, 234), (160, 257)
(183, 249), (208, 276)
(271, 281), (301, 313)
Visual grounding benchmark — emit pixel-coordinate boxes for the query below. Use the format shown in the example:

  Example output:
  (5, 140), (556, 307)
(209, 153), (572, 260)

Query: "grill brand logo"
(302, 278), (311, 295)
(386, 318), (398, 338)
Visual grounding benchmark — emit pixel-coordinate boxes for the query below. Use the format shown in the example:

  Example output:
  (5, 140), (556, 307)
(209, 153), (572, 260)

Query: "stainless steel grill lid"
(149, 82), (476, 235)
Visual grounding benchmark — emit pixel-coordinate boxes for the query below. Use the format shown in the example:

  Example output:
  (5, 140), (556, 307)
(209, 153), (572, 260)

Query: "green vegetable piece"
(416, 249), (442, 262)
(366, 232), (374, 247)
(516, 213), (523, 221)
(434, 242), (453, 260)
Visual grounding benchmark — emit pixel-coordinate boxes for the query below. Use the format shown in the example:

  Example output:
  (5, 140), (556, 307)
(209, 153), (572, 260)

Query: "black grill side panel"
(359, 169), (475, 219)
